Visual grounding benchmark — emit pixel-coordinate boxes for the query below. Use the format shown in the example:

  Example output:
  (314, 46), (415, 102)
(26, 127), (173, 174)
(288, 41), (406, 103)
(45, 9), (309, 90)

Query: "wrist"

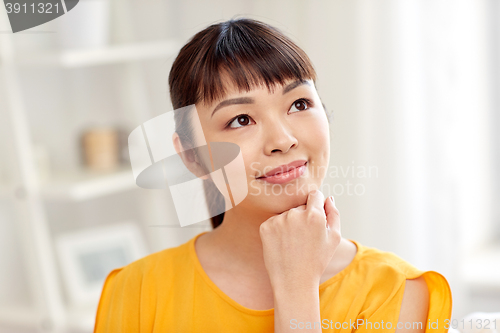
(271, 279), (319, 297)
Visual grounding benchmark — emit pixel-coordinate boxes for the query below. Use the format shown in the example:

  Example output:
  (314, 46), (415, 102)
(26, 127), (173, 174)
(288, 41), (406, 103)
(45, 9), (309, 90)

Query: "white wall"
(0, 0), (499, 331)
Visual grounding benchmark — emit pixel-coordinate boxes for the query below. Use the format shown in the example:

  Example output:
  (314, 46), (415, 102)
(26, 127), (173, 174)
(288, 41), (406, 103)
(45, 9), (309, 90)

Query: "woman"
(94, 18), (452, 333)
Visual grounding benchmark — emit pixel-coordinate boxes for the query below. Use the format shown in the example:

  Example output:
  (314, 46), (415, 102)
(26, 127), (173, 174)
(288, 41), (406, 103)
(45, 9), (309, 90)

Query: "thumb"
(324, 196), (340, 233)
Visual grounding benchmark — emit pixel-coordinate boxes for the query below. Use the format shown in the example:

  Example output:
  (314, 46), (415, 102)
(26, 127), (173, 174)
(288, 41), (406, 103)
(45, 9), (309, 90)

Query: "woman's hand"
(259, 189), (341, 292)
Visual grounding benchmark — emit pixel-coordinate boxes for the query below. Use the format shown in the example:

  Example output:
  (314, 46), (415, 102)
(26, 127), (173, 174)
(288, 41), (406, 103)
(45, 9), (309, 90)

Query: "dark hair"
(169, 17), (319, 229)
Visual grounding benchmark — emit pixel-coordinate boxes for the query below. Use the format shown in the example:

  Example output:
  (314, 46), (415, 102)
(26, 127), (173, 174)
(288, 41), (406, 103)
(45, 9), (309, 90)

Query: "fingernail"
(330, 196), (336, 206)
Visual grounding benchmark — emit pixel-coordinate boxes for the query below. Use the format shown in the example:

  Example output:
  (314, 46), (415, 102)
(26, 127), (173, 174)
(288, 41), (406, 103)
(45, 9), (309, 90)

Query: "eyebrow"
(211, 79), (311, 118)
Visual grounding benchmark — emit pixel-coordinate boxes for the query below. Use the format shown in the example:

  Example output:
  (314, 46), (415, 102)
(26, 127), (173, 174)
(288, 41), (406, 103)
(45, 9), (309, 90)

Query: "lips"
(257, 159), (308, 178)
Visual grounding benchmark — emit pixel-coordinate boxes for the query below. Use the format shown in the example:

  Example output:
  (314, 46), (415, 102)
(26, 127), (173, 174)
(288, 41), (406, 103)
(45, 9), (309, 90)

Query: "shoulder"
(351, 240), (424, 284)
(96, 243), (185, 301)
(113, 244), (178, 278)
(94, 239), (194, 331)
(348, 240), (452, 330)
(352, 241), (451, 297)
(346, 241), (434, 312)
(103, 231), (208, 292)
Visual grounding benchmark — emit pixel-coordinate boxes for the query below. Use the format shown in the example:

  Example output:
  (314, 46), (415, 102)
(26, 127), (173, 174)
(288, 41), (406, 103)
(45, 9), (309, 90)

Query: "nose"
(263, 121), (298, 155)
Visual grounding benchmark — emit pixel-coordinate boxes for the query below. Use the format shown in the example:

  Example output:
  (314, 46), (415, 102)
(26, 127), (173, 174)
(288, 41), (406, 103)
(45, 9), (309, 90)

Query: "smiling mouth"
(256, 161), (308, 184)
(257, 166), (301, 178)
(256, 160), (308, 179)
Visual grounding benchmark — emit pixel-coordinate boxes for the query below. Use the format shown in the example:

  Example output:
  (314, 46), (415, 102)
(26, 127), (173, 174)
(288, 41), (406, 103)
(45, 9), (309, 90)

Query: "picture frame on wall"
(55, 221), (148, 307)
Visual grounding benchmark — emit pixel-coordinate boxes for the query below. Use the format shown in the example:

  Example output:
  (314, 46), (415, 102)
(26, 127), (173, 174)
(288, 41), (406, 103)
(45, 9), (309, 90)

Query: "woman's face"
(194, 76), (330, 216)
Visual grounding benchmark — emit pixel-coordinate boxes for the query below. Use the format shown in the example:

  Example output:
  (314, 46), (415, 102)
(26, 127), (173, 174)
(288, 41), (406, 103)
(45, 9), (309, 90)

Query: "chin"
(257, 191), (310, 214)
(244, 177), (324, 213)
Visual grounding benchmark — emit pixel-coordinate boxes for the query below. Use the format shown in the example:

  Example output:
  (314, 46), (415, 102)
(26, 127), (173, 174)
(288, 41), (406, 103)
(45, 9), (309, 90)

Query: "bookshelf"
(0, 1), (209, 332)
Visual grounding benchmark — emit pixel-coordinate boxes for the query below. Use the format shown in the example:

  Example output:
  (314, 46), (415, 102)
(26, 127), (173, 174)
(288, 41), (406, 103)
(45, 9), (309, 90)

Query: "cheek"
(239, 143), (260, 178)
(297, 115), (330, 180)
(299, 115), (330, 154)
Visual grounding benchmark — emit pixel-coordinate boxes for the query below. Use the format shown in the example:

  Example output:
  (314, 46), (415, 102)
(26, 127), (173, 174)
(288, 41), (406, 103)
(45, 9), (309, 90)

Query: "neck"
(206, 205), (275, 273)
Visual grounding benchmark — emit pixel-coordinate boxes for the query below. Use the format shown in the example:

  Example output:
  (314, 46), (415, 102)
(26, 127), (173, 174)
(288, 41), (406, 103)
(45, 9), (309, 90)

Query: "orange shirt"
(94, 231), (452, 332)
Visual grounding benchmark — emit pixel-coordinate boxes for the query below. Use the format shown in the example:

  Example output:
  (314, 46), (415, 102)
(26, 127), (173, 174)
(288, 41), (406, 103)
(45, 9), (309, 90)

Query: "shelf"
(41, 166), (137, 201)
(66, 304), (99, 332)
(0, 306), (40, 329)
(0, 1), (180, 330)
(16, 39), (180, 68)
(0, 304), (98, 331)
(0, 168), (136, 201)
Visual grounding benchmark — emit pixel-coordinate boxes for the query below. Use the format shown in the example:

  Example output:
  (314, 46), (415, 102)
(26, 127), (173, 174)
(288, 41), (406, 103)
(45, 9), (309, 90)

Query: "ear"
(172, 132), (210, 180)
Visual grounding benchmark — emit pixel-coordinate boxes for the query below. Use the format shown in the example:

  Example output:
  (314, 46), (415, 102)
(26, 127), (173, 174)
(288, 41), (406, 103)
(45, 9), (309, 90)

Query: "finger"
(325, 196), (340, 232)
(296, 204), (306, 210)
(306, 190), (325, 215)
(279, 209), (290, 219)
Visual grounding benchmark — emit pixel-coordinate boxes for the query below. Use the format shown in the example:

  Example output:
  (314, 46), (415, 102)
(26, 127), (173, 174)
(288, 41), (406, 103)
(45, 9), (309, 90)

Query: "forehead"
(200, 73), (314, 109)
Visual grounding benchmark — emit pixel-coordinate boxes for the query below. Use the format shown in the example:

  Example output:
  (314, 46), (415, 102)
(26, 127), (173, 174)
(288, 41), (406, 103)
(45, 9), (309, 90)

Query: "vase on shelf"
(80, 126), (119, 172)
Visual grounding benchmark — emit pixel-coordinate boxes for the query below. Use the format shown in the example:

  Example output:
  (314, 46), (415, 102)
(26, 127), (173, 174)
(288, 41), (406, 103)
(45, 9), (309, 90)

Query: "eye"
(226, 114), (255, 129)
(289, 98), (312, 113)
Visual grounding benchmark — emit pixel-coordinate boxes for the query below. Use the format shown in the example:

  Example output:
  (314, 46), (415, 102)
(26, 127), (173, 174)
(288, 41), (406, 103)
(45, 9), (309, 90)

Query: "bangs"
(199, 21), (317, 105)
(169, 18), (317, 109)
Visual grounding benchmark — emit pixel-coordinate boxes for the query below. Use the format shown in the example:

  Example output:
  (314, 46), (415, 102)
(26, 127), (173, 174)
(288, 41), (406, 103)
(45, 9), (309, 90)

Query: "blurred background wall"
(0, 0), (499, 332)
